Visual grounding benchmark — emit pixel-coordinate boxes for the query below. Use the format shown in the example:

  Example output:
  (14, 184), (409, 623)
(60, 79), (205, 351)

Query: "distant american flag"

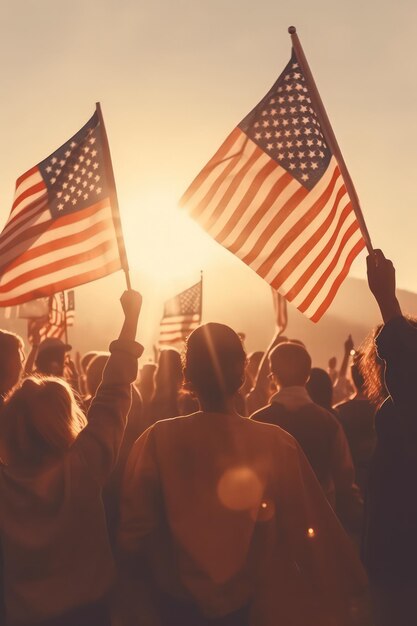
(0, 110), (122, 307)
(180, 50), (365, 322)
(159, 281), (202, 345)
(27, 290), (75, 345)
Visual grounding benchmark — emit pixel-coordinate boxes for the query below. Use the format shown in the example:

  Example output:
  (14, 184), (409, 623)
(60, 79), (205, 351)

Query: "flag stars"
(89, 184), (94, 191)
(88, 137), (96, 144)
(255, 132), (262, 140)
(46, 166), (52, 173)
(51, 157), (57, 164)
(91, 150), (97, 157)
(88, 172), (93, 178)
(262, 121), (269, 128)
(267, 143), (274, 150)
(301, 173), (309, 181)
(83, 193), (89, 199)
(265, 131), (272, 139)
(64, 194), (70, 202)
(94, 175), (100, 182)
(96, 187), (102, 194)
(57, 203), (64, 211)
(65, 150), (71, 158)
(311, 162), (318, 169)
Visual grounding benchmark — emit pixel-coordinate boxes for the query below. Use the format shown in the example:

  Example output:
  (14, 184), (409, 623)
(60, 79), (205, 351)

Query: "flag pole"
(199, 270), (203, 322)
(61, 292), (69, 345)
(288, 26), (374, 254)
(95, 102), (132, 290)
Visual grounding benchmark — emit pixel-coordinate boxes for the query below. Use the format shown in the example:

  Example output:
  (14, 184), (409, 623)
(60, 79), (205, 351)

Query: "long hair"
(357, 325), (387, 408)
(0, 376), (86, 466)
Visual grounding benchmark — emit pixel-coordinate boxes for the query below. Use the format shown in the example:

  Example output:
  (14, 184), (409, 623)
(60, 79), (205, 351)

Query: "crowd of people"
(0, 250), (414, 626)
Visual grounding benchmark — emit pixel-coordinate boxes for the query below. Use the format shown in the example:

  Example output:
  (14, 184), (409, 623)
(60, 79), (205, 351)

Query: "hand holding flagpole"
(288, 26), (373, 254)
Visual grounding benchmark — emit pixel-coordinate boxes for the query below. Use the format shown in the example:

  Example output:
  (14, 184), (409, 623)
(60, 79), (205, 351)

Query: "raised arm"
(366, 250), (417, 423)
(366, 249), (402, 323)
(74, 290), (143, 484)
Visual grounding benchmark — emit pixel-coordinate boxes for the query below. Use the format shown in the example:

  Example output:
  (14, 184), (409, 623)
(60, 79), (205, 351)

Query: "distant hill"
(2, 271), (417, 370)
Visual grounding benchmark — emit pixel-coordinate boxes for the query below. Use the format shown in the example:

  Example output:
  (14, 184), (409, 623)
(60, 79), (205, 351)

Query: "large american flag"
(180, 50), (365, 322)
(0, 110), (123, 306)
(159, 281), (202, 345)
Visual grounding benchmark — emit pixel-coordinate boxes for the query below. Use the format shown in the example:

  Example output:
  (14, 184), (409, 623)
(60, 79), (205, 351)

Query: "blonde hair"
(0, 376), (86, 466)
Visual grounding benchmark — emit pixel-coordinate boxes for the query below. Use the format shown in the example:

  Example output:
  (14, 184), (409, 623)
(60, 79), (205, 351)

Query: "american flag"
(159, 281), (202, 345)
(0, 110), (123, 307)
(180, 50), (365, 322)
(27, 291), (75, 345)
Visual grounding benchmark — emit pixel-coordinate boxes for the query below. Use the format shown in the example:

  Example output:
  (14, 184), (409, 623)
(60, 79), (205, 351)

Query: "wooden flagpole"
(199, 270), (203, 322)
(95, 102), (132, 290)
(61, 291), (69, 345)
(288, 26), (373, 254)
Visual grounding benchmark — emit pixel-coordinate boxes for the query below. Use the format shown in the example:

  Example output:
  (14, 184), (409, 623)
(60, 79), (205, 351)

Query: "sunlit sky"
(1, 0), (417, 358)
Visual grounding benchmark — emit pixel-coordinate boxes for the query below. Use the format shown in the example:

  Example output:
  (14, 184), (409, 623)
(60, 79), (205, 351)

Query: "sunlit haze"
(1, 0), (417, 361)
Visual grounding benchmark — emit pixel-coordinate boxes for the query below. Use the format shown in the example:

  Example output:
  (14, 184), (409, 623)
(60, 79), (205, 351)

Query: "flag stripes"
(0, 110), (123, 307)
(181, 131), (364, 321)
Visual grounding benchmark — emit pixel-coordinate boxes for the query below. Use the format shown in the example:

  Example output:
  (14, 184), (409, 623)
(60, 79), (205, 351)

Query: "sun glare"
(123, 193), (215, 288)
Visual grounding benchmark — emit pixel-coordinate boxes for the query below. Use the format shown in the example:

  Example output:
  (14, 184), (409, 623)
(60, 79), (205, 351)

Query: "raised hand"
(366, 250), (401, 322)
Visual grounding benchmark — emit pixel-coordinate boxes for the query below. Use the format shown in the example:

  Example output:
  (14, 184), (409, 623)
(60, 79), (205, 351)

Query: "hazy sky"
(1, 0), (417, 352)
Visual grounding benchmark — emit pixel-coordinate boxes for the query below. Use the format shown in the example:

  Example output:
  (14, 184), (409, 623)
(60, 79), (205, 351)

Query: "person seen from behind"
(118, 322), (366, 626)
(252, 342), (363, 532)
(364, 250), (417, 626)
(0, 290), (143, 626)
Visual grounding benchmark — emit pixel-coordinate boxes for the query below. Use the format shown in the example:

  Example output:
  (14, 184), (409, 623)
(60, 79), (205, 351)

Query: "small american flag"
(180, 49), (365, 322)
(27, 291), (75, 345)
(0, 109), (123, 307)
(159, 281), (202, 345)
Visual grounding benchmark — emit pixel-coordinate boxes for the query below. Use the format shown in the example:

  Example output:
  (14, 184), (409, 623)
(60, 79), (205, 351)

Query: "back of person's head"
(269, 342), (311, 387)
(0, 376), (86, 466)
(85, 353), (109, 397)
(0, 331), (24, 397)
(184, 323), (246, 404)
(246, 351), (264, 384)
(35, 338), (70, 377)
(154, 349), (183, 393)
(306, 367), (333, 410)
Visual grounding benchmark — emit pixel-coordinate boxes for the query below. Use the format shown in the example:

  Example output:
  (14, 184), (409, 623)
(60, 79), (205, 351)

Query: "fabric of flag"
(26, 290), (75, 345)
(180, 50), (365, 322)
(0, 111), (123, 307)
(159, 281), (202, 345)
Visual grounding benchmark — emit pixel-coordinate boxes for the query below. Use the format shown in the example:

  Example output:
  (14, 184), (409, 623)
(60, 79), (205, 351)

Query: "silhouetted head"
(245, 351), (264, 385)
(269, 342), (311, 388)
(183, 323), (246, 407)
(0, 331), (25, 399)
(0, 376), (86, 466)
(85, 352), (109, 397)
(35, 338), (71, 377)
(154, 349), (183, 392)
(306, 367), (333, 410)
